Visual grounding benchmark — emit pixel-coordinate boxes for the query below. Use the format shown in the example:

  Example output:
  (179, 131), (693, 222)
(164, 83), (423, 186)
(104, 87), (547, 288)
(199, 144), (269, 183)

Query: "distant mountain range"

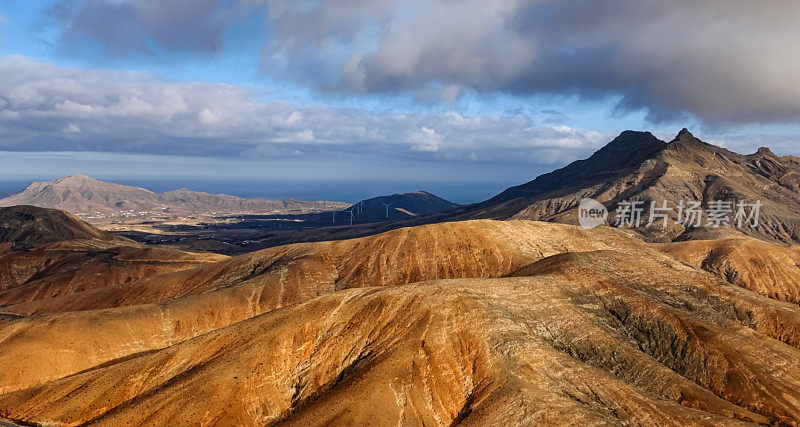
(4, 129), (799, 246)
(455, 128), (800, 244)
(0, 175), (350, 217)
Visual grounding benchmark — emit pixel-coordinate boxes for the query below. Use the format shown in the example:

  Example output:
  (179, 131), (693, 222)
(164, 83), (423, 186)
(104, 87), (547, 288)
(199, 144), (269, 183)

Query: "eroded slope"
(2, 219), (800, 425)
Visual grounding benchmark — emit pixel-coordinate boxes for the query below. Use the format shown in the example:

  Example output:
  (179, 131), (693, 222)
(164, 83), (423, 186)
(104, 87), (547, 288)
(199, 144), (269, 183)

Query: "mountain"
(0, 205), (119, 248)
(337, 191), (458, 223)
(0, 175), (349, 217)
(2, 217), (800, 423)
(658, 236), (800, 304)
(0, 206), (226, 308)
(4, 136), (800, 425)
(464, 129), (800, 243)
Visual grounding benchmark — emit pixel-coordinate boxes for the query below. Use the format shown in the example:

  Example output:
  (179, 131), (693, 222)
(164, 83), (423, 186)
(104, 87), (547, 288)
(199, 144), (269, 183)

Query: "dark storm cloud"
(0, 56), (608, 163)
(46, 0), (261, 55)
(46, 1), (800, 125)
(262, 0), (800, 125)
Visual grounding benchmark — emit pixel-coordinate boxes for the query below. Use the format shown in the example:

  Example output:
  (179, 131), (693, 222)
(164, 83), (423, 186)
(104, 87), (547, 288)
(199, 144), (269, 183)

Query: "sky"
(1, 1), (800, 202)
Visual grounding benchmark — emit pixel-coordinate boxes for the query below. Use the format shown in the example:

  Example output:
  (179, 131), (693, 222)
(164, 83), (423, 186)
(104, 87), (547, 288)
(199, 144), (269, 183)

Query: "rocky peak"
(481, 131), (667, 205)
(676, 128), (695, 140)
(756, 147), (776, 157)
(53, 174), (96, 184)
(589, 130), (667, 168)
(601, 130), (664, 153)
(670, 128), (702, 145)
(665, 128), (715, 154)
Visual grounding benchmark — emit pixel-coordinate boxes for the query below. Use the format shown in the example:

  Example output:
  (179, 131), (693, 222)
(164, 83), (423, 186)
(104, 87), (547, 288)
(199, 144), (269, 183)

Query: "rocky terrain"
(0, 175), (349, 218)
(0, 205), (117, 248)
(451, 129), (800, 244)
(0, 206), (227, 307)
(2, 132), (800, 425)
(2, 207), (800, 425)
(659, 236), (800, 304)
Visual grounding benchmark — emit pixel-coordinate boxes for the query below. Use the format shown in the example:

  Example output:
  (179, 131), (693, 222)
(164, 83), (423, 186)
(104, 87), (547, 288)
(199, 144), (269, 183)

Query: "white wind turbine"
(332, 210), (336, 224)
(348, 206), (356, 225)
(381, 202), (393, 219)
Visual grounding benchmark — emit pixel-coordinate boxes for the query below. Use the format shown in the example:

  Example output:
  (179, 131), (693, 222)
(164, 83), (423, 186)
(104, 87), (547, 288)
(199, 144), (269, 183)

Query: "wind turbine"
(381, 202), (393, 219)
(348, 206), (356, 225)
(332, 210), (336, 224)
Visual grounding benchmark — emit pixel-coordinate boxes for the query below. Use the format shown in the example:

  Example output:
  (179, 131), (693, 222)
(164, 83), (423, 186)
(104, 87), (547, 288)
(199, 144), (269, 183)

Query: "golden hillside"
(2, 215), (800, 424)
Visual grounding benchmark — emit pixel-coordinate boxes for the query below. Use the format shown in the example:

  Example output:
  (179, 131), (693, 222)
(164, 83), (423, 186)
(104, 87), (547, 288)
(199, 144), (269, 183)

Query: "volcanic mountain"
(0, 175), (349, 217)
(0, 206), (226, 308)
(338, 191), (458, 223)
(0, 205), (118, 248)
(2, 207), (800, 424)
(461, 129), (800, 243)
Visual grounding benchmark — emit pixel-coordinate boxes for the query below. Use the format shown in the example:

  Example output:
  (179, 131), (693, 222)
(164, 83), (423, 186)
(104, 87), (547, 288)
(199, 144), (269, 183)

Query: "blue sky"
(1, 1), (799, 202)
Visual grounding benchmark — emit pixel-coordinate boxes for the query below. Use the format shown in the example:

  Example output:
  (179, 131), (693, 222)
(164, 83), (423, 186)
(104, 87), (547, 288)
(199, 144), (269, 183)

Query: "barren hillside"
(2, 210), (800, 424)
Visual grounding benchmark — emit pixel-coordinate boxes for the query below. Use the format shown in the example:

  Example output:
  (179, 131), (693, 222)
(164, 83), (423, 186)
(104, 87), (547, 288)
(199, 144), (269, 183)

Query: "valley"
(4, 3), (799, 424)
(3, 130), (800, 425)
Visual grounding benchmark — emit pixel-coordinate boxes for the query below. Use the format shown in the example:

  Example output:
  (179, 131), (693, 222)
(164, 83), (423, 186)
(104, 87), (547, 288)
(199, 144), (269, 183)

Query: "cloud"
(43, 1), (800, 125)
(539, 110), (569, 124)
(261, 0), (800, 125)
(706, 133), (800, 157)
(0, 56), (608, 164)
(45, 0), (264, 56)
(408, 126), (443, 152)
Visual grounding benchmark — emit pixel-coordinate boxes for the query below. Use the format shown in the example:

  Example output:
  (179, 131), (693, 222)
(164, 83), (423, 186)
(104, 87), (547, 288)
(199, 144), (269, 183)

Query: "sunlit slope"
(2, 217), (800, 424)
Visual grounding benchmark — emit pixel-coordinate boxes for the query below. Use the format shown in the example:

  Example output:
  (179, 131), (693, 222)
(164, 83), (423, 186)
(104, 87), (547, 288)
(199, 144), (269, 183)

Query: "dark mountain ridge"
(336, 190), (458, 223)
(456, 128), (800, 244)
(486, 130), (667, 206)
